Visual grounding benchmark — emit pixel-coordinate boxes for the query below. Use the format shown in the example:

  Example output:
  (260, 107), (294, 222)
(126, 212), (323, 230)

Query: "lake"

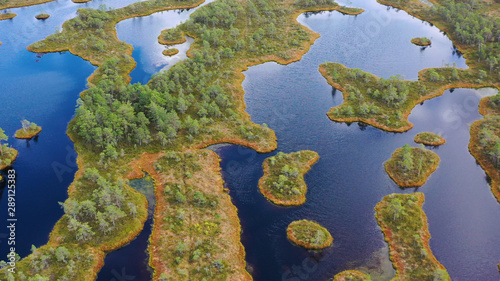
(0, 0), (498, 280)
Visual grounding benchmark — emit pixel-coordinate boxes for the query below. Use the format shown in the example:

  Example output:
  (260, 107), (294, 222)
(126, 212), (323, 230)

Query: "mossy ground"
(0, 13), (16, 20)
(385, 145), (439, 187)
(331, 270), (371, 281)
(375, 193), (450, 281)
(162, 48), (179, 56)
(414, 132), (445, 146)
(286, 219), (333, 249)
(14, 126), (42, 139)
(35, 13), (50, 20)
(259, 150), (319, 206)
(411, 37), (431, 46)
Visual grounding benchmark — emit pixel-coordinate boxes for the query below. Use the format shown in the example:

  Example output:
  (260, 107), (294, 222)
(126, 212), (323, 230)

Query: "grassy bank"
(259, 150), (319, 206)
(385, 144), (439, 188)
(375, 193), (450, 281)
(127, 150), (251, 281)
(469, 114), (500, 203)
(414, 132), (445, 146)
(287, 219), (333, 249)
(331, 270), (371, 281)
(319, 63), (498, 132)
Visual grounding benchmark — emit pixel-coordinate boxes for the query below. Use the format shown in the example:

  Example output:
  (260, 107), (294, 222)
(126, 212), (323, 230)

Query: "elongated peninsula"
(375, 193), (450, 281)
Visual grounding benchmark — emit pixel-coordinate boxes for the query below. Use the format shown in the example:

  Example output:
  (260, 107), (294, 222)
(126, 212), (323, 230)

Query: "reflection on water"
(1, 0), (499, 280)
(96, 175), (156, 281)
(352, 246), (394, 281)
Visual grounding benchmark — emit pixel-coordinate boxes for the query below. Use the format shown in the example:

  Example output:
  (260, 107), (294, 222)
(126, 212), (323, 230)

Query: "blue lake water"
(0, 0), (499, 280)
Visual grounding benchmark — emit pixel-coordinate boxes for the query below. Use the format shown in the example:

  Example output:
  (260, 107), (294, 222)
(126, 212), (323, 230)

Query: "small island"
(35, 12), (50, 20)
(375, 193), (450, 280)
(414, 132), (446, 146)
(72, 0), (93, 3)
(337, 6), (364, 15)
(0, 127), (18, 170)
(385, 144), (439, 187)
(259, 150), (319, 206)
(162, 48), (179, 56)
(411, 37), (431, 46)
(331, 270), (371, 281)
(286, 220), (333, 250)
(15, 119), (42, 139)
(0, 12), (17, 21)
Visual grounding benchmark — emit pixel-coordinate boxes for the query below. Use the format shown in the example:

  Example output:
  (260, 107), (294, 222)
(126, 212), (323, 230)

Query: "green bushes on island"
(375, 193), (450, 281)
(331, 270), (371, 281)
(162, 48), (179, 56)
(385, 144), (439, 187)
(35, 12), (50, 20)
(259, 151), (319, 206)
(411, 37), (431, 46)
(287, 220), (333, 249)
(0, 127), (18, 170)
(414, 132), (445, 146)
(15, 119), (42, 139)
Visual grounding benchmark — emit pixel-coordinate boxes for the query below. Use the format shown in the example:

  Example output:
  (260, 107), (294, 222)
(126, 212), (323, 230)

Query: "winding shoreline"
(319, 64), (500, 133)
